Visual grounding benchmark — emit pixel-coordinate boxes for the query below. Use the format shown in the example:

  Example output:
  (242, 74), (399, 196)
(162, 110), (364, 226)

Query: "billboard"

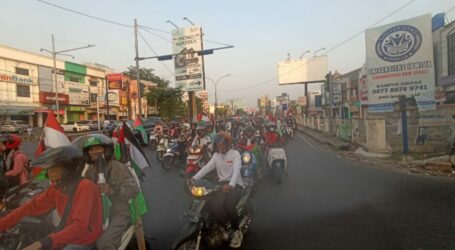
(277, 56), (328, 85)
(66, 82), (89, 105)
(365, 14), (435, 112)
(358, 66), (368, 105)
(107, 73), (124, 90)
(172, 26), (204, 92)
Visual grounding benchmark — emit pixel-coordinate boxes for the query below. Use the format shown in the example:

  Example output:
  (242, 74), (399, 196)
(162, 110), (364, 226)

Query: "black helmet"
(31, 145), (83, 170)
(244, 126), (255, 136)
(72, 134), (114, 164)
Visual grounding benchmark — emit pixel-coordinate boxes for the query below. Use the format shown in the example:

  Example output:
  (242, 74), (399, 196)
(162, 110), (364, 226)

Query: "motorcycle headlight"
(242, 152), (251, 164)
(191, 186), (207, 197)
(166, 148), (172, 153)
(160, 138), (165, 144)
(194, 148), (202, 154)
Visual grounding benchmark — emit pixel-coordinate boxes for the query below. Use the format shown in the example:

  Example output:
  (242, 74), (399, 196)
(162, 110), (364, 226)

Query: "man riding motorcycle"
(191, 122), (212, 162)
(76, 134), (139, 250)
(191, 132), (245, 248)
(0, 145), (103, 250)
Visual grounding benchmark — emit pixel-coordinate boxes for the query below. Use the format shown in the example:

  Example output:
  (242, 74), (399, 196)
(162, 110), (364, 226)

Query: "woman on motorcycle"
(0, 145), (103, 250)
(74, 134), (139, 250)
(265, 122), (282, 148)
(0, 134), (29, 186)
(191, 132), (245, 248)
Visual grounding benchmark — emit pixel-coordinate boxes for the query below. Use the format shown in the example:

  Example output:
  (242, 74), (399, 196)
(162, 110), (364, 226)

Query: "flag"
(122, 122), (151, 177)
(34, 111), (70, 179)
(127, 167), (148, 224)
(133, 117), (148, 145)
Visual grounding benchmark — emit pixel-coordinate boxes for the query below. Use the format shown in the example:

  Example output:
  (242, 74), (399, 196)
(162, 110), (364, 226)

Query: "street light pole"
(41, 35), (95, 121)
(207, 74), (231, 121)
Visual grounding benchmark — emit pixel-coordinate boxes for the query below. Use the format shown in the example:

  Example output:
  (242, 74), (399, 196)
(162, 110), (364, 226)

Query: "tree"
(123, 66), (170, 88)
(146, 86), (187, 120)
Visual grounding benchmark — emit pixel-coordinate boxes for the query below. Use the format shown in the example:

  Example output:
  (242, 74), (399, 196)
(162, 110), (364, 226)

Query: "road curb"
(297, 125), (350, 151)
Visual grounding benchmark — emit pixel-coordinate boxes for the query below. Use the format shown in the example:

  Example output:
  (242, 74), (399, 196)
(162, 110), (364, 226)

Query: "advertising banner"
(332, 83), (342, 105)
(365, 14), (435, 112)
(172, 26), (204, 92)
(106, 89), (120, 106)
(107, 73), (124, 89)
(278, 56), (328, 85)
(39, 91), (69, 105)
(358, 66), (368, 105)
(66, 82), (89, 105)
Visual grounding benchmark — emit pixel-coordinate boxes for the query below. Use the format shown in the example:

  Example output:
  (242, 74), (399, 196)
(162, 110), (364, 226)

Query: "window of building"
(69, 76), (81, 83)
(15, 67), (29, 76)
(89, 80), (98, 87)
(90, 93), (98, 103)
(448, 32), (455, 75)
(16, 85), (30, 97)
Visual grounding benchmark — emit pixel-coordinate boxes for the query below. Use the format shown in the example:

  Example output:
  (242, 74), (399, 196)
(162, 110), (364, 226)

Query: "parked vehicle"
(0, 120), (29, 134)
(172, 179), (253, 250)
(78, 120), (101, 131)
(61, 121), (91, 133)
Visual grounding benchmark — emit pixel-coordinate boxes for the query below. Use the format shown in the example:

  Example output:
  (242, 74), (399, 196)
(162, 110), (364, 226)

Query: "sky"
(1, 0), (454, 107)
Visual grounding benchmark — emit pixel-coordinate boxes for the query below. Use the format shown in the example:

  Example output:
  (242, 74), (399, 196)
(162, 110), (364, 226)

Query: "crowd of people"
(0, 111), (296, 249)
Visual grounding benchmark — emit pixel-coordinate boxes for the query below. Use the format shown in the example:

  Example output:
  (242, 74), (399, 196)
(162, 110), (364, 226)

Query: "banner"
(365, 14), (435, 112)
(172, 26), (204, 92)
(358, 66), (368, 105)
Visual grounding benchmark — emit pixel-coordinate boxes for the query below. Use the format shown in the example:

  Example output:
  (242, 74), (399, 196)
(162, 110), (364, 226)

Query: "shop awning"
(0, 106), (40, 115)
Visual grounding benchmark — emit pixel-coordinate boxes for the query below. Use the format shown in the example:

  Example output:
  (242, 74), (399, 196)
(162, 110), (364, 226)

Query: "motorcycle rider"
(191, 131), (245, 248)
(153, 121), (164, 139)
(191, 122), (212, 162)
(230, 119), (242, 144)
(237, 126), (259, 151)
(265, 122), (282, 148)
(0, 134), (29, 186)
(76, 134), (139, 250)
(205, 122), (217, 142)
(0, 145), (103, 250)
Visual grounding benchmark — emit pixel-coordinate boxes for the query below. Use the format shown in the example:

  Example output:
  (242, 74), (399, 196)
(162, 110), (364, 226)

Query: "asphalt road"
(21, 132), (455, 250)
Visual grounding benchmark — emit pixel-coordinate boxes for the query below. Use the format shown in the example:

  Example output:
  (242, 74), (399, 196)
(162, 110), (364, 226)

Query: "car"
(78, 120), (102, 131)
(0, 120), (29, 134)
(61, 121), (91, 133)
(143, 117), (164, 132)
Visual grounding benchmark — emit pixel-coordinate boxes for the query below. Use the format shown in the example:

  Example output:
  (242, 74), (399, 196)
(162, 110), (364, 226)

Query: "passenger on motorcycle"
(0, 145), (103, 250)
(237, 126), (259, 151)
(76, 134), (139, 250)
(205, 122), (217, 142)
(192, 123), (212, 161)
(191, 132), (245, 248)
(230, 119), (242, 144)
(153, 121), (164, 138)
(265, 122), (282, 147)
(0, 134), (29, 187)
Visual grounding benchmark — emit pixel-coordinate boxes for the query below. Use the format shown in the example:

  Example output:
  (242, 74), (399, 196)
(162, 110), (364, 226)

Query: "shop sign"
(107, 73), (124, 89)
(67, 106), (86, 112)
(39, 91), (69, 105)
(0, 73), (34, 84)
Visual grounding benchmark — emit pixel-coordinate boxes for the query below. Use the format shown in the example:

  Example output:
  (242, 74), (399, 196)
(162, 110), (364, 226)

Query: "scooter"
(267, 147), (287, 184)
(172, 179), (253, 250)
(161, 139), (188, 171)
(286, 124), (294, 140)
(156, 135), (170, 162)
(149, 131), (159, 151)
(185, 145), (205, 177)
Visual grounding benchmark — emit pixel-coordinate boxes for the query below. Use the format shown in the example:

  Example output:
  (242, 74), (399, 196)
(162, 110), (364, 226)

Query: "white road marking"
(296, 133), (317, 149)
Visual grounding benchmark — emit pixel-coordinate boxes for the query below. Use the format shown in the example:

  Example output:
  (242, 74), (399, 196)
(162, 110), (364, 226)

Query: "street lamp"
(299, 50), (310, 59)
(206, 74), (231, 121)
(40, 34), (95, 121)
(313, 47), (326, 57)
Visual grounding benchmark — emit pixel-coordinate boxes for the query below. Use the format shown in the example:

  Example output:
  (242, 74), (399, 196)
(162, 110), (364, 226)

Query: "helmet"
(244, 126), (255, 136)
(72, 134), (114, 163)
(31, 145), (83, 170)
(267, 123), (277, 132)
(0, 134), (21, 150)
(196, 122), (206, 131)
(213, 131), (233, 150)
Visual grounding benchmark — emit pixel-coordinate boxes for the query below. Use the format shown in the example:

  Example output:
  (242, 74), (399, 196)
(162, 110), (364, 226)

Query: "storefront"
(66, 106), (87, 122)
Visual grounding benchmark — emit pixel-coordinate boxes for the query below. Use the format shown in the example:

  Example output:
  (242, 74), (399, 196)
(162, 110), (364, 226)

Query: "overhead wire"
(225, 0), (417, 92)
(138, 31), (175, 78)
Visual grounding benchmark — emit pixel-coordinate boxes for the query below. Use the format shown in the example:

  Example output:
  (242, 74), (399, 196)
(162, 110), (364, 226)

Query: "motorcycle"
(2, 179), (47, 212)
(239, 149), (257, 187)
(161, 139), (188, 171)
(267, 147), (287, 184)
(185, 145), (205, 177)
(156, 135), (170, 162)
(149, 131), (159, 151)
(172, 179), (253, 250)
(286, 124), (294, 140)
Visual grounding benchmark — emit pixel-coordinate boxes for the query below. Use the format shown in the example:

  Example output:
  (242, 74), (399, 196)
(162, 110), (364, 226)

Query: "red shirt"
(5, 151), (29, 185)
(0, 179), (103, 249)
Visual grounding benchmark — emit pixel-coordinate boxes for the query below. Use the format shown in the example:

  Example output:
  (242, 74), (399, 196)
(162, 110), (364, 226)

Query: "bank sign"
(172, 26), (204, 92)
(365, 14), (435, 112)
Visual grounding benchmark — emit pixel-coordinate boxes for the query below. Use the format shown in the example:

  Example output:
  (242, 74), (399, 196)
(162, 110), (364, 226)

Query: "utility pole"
(328, 71), (333, 134)
(207, 74), (230, 122)
(134, 19), (142, 119)
(41, 35), (94, 121)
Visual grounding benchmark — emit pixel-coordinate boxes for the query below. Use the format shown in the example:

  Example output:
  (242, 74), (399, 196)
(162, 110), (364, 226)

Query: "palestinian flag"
(133, 117), (148, 145)
(121, 122), (151, 178)
(34, 111), (70, 179)
(119, 122), (150, 223)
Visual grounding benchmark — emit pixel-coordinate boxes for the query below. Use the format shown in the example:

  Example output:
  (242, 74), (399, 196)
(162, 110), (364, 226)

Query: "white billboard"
(365, 14), (435, 112)
(66, 82), (89, 105)
(278, 56), (328, 85)
(172, 26), (204, 92)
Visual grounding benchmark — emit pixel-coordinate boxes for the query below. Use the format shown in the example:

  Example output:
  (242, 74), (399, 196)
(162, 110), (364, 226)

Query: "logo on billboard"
(375, 25), (422, 62)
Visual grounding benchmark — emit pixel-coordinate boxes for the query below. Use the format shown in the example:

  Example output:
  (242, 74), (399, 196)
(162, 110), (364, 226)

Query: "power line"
(36, 0), (133, 28)
(226, 0), (417, 92)
(138, 31), (175, 77)
(138, 27), (173, 43)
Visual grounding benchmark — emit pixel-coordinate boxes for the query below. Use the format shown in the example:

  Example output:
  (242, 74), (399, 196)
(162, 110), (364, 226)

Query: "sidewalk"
(297, 125), (351, 151)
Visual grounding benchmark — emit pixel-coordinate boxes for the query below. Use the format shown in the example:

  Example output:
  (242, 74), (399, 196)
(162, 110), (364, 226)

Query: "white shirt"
(193, 149), (244, 188)
(191, 135), (211, 147)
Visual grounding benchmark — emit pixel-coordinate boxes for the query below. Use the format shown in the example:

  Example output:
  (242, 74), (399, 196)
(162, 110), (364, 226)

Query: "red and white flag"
(33, 111), (70, 177)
